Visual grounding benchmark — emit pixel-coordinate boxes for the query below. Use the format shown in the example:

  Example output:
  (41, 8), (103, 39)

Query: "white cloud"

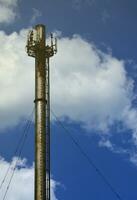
(0, 29), (34, 130)
(130, 153), (137, 166)
(1, 28), (137, 163)
(0, 0), (18, 24)
(72, 0), (95, 10)
(0, 0), (18, 7)
(99, 139), (113, 150)
(30, 8), (42, 24)
(51, 35), (135, 134)
(0, 157), (58, 200)
(0, 29), (136, 134)
(101, 10), (110, 23)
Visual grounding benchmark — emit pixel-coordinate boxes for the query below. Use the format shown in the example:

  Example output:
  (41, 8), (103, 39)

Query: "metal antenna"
(26, 24), (57, 200)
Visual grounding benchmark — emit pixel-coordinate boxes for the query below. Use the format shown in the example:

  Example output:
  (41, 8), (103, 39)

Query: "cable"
(1, 108), (34, 200)
(51, 110), (125, 200)
(0, 108), (34, 191)
(2, 116), (33, 200)
(0, 108), (34, 190)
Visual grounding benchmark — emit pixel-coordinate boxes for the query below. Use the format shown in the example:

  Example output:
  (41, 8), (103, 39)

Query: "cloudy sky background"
(0, 0), (137, 199)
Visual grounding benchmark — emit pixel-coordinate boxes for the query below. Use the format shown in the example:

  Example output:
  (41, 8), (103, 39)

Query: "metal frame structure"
(26, 24), (57, 200)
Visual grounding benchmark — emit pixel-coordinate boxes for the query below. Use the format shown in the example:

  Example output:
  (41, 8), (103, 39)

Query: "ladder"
(45, 57), (50, 200)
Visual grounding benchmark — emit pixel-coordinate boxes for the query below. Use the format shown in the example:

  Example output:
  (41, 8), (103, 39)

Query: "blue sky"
(0, 0), (137, 200)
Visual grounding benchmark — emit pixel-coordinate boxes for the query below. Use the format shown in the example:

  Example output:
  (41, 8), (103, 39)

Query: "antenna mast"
(26, 24), (57, 200)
